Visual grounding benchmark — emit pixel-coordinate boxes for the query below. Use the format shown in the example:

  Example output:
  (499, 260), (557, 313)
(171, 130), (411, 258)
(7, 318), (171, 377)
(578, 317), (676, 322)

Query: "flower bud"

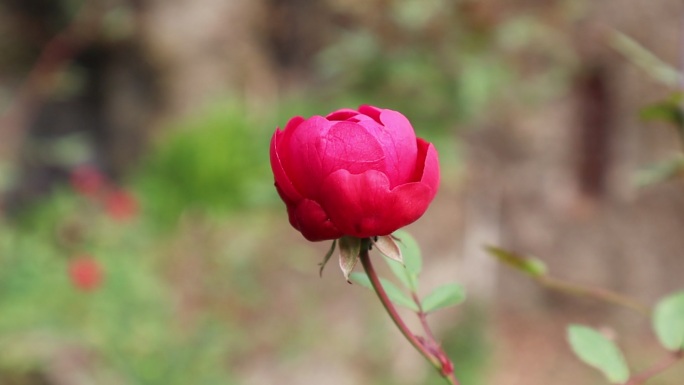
(270, 105), (439, 241)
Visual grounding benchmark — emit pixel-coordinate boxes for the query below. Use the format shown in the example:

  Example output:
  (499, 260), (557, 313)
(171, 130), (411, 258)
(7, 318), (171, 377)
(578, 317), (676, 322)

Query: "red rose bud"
(270, 105), (440, 241)
(68, 257), (103, 292)
(104, 189), (138, 221)
(70, 165), (106, 196)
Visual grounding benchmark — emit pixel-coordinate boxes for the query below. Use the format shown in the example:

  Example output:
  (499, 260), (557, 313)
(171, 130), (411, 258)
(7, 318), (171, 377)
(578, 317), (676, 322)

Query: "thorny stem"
(623, 350), (684, 385)
(536, 276), (651, 317)
(359, 245), (459, 385)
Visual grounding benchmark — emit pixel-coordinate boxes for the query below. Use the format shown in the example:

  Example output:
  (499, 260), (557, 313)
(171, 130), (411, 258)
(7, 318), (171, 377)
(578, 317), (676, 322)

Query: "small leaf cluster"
(349, 230), (466, 315)
(567, 291), (684, 384)
(486, 246), (684, 384)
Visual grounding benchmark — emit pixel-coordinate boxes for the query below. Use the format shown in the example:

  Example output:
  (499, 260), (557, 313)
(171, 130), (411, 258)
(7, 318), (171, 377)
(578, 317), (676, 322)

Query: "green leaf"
(319, 239), (337, 277)
(421, 283), (466, 313)
(567, 325), (630, 384)
(634, 156), (684, 187)
(653, 291), (684, 351)
(338, 237), (361, 282)
(385, 257), (414, 291)
(393, 230), (422, 276)
(349, 272), (419, 312)
(485, 246), (547, 277)
(385, 230), (422, 291)
(639, 93), (684, 128)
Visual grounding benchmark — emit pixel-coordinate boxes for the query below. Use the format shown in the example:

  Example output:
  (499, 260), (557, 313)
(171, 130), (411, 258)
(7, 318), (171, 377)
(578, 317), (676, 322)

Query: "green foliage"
(635, 93), (684, 187)
(567, 325), (630, 384)
(315, 3), (572, 139)
(421, 283), (466, 314)
(0, 218), (239, 384)
(135, 101), (275, 225)
(485, 246), (548, 278)
(382, 230), (422, 292)
(640, 93), (684, 129)
(634, 156), (684, 187)
(653, 291), (684, 351)
(351, 231), (467, 315)
(391, 230), (422, 290)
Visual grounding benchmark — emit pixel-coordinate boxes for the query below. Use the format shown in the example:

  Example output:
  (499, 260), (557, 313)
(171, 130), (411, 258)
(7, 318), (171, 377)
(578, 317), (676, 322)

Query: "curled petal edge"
(414, 139), (440, 200)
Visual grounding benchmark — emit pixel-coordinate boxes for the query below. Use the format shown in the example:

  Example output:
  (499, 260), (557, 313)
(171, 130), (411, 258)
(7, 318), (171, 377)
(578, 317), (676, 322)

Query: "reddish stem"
(359, 246), (459, 385)
(624, 350), (683, 385)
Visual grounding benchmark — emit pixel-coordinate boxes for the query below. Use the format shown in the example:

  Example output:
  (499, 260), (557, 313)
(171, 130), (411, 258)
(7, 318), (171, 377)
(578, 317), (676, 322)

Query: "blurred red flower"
(104, 189), (139, 221)
(68, 256), (103, 292)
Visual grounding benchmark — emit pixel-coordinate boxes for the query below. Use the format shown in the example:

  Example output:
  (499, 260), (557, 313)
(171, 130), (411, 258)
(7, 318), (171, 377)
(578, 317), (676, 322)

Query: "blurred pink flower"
(70, 165), (106, 197)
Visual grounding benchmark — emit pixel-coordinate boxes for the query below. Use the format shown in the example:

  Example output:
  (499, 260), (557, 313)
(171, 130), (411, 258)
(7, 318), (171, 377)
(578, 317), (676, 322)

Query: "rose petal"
(326, 109), (359, 121)
(285, 119), (387, 199)
(279, 115), (331, 198)
(414, 139), (440, 200)
(274, 183), (300, 231)
(353, 108), (418, 187)
(320, 169), (434, 238)
(293, 199), (344, 241)
(358, 105), (382, 124)
(270, 128), (303, 203)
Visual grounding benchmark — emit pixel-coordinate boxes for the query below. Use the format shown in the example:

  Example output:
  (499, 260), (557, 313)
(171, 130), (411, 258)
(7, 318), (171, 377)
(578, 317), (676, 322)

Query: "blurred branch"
(487, 246), (651, 317)
(608, 29), (683, 88)
(0, 1), (105, 162)
(538, 275), (651, 318)
(624, 349), (683, 385)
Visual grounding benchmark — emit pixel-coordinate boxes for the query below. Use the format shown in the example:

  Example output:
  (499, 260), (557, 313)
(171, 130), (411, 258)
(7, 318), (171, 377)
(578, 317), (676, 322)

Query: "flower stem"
(359, 246), (459, 385)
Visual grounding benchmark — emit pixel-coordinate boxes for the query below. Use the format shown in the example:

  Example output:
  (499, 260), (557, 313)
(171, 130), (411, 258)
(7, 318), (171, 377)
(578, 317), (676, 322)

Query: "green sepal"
(388, 230), (422, 291)
(338, 236), (361, 282)
(373, 235), (403, 264)
(318, 239), (338, 277)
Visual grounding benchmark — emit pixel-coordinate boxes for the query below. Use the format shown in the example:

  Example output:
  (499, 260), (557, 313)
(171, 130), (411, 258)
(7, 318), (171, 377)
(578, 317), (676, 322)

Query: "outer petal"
(367, 108), (418, 187)
(270, 127), (303, 204)
(319, 169), (435, 238)
(326, 109), (359, 121)
(285, 119), (386, 199)
(358, 105), (382, 123)
(292, 199), (344, 241)
(279, 115), (331, 198)
(413, 138), (440, 201)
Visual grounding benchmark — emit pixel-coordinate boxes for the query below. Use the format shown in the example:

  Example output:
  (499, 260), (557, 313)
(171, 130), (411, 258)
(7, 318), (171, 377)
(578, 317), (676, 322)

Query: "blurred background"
(1, 0), (683, 384)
